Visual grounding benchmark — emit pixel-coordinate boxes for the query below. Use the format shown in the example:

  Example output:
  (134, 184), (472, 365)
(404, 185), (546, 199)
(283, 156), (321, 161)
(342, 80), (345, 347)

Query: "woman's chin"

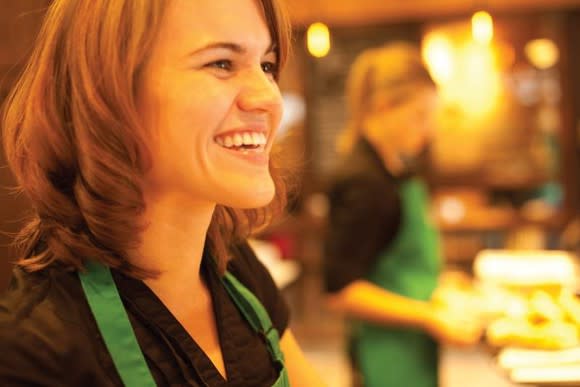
(222, 181), (276, 209)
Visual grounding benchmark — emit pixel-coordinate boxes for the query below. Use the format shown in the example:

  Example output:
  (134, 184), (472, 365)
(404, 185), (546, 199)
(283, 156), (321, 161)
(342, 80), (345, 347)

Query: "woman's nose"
(236, 69), (283, 115)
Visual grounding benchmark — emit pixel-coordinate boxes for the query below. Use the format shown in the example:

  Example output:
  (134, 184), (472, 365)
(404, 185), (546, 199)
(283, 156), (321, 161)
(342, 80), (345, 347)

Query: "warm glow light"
(422, 33), (454, 85)
(307, 22), (331, 58)
(472, 11), (494, 44)
(422, 26), (503, 117)
(457, 42), (501, 116)
(525, 39), (559, 70)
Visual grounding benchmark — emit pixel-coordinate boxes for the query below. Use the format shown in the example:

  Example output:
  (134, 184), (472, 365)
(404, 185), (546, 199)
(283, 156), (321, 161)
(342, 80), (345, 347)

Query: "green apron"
(353, 178), (441, 387)
(79, 261), (290, 387)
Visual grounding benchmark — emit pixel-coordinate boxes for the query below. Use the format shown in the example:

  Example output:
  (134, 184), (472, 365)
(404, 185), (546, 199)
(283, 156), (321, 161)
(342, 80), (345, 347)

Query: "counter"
(441, 345), (580, 387)
(440, 345), (526, 387)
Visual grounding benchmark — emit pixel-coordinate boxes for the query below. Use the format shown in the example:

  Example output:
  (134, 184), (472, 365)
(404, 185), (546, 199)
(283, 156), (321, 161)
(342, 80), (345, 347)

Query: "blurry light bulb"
(472, 11), (494, 44)
(461, 42), (501, 116)
(422, 33), (454, 85)
(440, 198), (465, 224)
(525, 38), (559, 70)
(307, 22), (331, 58)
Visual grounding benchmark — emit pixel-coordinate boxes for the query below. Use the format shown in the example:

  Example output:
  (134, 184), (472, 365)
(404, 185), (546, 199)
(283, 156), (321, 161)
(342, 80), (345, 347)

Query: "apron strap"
(80, 261), (289, 387)
(79, 261), (157, 387)
(222, 271), (289, 385)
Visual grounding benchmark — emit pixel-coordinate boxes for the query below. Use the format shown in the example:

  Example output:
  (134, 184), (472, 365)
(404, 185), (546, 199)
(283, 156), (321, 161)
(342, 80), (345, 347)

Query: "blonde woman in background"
(323, 42), (482, 387)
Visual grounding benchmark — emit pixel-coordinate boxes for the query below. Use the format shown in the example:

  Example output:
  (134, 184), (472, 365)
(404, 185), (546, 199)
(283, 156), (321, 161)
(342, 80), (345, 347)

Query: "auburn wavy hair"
(2, 0), (292, 277)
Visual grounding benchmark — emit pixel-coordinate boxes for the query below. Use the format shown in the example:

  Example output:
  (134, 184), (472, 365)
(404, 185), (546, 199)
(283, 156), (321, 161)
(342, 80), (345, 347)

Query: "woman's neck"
(133, 191), (216, 306)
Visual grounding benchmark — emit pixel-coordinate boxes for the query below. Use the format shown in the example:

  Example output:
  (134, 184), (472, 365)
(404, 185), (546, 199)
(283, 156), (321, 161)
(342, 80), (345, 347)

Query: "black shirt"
(0, 242), (289, 386)
(324, 139), (403, 293)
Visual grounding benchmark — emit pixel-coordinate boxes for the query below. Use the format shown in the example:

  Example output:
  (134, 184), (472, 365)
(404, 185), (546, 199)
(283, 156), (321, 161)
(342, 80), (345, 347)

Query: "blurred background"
(2, 1), (580, 386)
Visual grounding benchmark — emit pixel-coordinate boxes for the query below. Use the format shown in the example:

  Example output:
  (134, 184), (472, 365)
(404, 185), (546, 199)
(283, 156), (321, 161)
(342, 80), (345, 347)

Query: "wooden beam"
(286, 0), (580, 27)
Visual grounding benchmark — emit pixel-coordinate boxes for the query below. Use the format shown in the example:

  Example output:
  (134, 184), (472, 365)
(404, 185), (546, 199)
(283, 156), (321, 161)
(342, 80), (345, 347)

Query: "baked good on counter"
(527, 290), (565, 324)
(486, 290), (580, 350)
(559, 291), (580, 326)
(487, 317), (579, 350)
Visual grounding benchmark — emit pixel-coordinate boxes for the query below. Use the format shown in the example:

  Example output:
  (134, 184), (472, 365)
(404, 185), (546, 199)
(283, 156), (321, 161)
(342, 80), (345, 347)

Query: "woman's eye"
(261, 61), (278, 76)
(207, 60), (233, 71)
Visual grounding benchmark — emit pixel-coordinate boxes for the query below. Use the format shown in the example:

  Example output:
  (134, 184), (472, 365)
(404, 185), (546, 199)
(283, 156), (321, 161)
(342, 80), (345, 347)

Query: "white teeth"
(215, 131), (268, 149)
(233, 133), (243, 146)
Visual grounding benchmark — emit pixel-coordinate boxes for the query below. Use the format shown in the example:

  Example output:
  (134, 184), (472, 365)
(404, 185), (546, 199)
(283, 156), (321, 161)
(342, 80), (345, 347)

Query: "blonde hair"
(2, 0), (291, 277)
(338, 42), (435, 154)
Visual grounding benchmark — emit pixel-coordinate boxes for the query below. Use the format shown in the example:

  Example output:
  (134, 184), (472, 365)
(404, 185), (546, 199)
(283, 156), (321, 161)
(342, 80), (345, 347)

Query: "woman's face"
(365, 85), (438, 159)
(137, 0), (282, 209)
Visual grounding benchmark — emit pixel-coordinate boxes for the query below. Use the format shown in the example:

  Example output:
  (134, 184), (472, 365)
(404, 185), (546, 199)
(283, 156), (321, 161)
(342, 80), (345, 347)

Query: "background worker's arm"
(326, 279), (482, 346)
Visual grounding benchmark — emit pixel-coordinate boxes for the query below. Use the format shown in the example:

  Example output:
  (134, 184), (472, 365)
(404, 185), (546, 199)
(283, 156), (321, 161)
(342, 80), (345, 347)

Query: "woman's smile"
(214, 129), (270, 166)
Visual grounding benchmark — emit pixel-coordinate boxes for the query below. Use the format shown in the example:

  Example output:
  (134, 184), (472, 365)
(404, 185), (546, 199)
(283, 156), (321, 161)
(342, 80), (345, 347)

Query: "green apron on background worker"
(353, 178), (441, 387)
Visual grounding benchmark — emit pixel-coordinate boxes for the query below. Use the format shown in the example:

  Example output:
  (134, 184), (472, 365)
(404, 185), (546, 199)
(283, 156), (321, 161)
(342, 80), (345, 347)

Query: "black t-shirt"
(324, 139), (403, 293)
(0, 242), (289, 386)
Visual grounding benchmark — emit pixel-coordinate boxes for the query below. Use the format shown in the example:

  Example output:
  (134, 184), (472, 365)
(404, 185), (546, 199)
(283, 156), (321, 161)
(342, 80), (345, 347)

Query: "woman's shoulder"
(0, 266), (86, 325)
(0, 267), (107, 384)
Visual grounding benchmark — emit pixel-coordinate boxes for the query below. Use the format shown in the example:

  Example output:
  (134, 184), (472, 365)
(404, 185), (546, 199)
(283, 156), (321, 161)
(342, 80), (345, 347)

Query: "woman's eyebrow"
(190, 42), (245, 56)
(187, 41), (276, 57)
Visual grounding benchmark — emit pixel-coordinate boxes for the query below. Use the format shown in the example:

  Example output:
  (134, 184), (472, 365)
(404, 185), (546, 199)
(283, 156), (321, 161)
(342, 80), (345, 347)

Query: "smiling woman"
(0, 0), (323, 386)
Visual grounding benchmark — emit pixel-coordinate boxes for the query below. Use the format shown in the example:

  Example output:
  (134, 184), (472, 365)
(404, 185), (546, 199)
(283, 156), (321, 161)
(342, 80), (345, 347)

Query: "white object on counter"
(474, 250), (579, 291)
(510, 364), (580, 386)
(498, 347), (580, 369)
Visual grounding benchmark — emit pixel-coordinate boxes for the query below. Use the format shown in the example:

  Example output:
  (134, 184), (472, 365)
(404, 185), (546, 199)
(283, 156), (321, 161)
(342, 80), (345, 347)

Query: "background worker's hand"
(425, 304), (483, 346)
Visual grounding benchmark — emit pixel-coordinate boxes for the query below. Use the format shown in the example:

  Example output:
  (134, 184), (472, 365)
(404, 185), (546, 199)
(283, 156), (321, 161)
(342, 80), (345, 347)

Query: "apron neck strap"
(80, 260), (290, 387)
(79, 261), (157, 387)
(221, 271), (289, 386)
